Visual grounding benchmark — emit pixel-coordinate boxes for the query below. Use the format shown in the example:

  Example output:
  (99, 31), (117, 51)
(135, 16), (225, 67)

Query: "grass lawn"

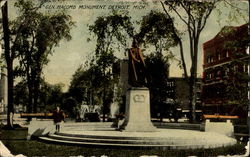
(0, 127), (247, 157)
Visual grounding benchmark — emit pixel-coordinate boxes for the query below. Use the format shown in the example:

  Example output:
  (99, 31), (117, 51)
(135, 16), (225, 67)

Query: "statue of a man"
(128, 38), (147, 87)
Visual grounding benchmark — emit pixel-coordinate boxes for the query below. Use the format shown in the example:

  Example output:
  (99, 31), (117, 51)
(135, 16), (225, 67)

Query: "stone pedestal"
(122, 87), (156, 132)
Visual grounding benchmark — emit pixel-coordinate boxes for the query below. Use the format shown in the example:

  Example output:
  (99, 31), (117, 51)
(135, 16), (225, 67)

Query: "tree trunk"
(189, 35), (199, 123)
(102, 85), (106, 122)
(177, 38), (188, 79)
(2, 1), (14, 129)
(189, 76), (196, 123)
(27, 66), (33, 115)
(33, 75), (40, 113)
(7, 61), (14, 128)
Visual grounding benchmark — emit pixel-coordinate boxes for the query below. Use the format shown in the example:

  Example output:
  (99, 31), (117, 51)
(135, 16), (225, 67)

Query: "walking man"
(52, 106), (65, 133)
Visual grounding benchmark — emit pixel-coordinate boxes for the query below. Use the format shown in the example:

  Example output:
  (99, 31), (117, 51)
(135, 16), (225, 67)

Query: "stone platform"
(39, 122), (236, 150)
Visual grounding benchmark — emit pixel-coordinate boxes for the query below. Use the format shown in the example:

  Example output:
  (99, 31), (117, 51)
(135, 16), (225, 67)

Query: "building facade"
(202, 24), (248, 117)
(166, 77), (202, 111)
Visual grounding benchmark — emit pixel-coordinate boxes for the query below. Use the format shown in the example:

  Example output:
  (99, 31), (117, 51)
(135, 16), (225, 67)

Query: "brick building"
(202, 24), (248, 117)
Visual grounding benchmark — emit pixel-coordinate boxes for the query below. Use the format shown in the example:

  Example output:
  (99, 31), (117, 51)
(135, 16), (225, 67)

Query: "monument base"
(121, 87), (156, 132)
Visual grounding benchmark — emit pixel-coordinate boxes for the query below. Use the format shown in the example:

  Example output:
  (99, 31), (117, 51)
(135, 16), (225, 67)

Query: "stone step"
(48, 134), (197, 145)
(62, 128), (115, 131)
(38, 136), (207, 150)
(154, 123), (201, 130)
(38, 128), (237, 150)
(57, 132), (196, 141)
(63, 122), (201, 131)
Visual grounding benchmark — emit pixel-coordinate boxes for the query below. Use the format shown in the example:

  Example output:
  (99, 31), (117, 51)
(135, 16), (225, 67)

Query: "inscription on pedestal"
(133, 95), (145, 103)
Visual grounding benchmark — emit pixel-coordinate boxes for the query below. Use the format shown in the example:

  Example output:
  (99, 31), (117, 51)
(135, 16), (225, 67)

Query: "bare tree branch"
(160, 1), (189, 79)
(164, 1), (191, 28)
(200, 2), (216, 32)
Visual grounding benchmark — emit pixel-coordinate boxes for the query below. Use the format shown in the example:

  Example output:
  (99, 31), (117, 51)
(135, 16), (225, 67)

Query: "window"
(206, 57), (210, 63)
(211, 56), (214, 63)
(225, 68), (229, 76)
(209, 73), (213, 79)
(218, 53), (221, 60)
(216, 70), (221, 78)
(244, 65), (249, 73)
(226, 51), (229, 58)
(233, 65), (238, 72)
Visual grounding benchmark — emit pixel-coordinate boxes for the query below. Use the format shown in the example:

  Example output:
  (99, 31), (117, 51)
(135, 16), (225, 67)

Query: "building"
(202, 24), (248, 117)
(166, 77), (202, 110)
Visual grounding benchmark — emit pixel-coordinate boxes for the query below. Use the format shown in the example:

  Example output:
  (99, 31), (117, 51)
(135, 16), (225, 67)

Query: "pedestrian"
(52, 106), (65, 133)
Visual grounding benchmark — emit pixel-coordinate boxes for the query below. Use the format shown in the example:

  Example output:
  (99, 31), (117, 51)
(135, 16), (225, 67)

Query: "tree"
(2, 0), (15, 128)
(224, 61), (249, 118)
(160, 0), (247, 122)
(138, 10), (179, 55)
(221, 25), (249, 118)
(13, 0), (74, 113)
(87, 10), (182, 121)
(138, 10), (179, 120)
(13, 80), (28, 111)
(145, 53), (170, 119)
(68, 66), (90, 103)
(88, 11), (134, 121)
(41, 82), (64, 111)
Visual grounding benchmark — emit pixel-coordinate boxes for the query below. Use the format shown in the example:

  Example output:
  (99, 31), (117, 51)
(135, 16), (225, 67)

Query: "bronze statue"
(128, 39), (147, 87)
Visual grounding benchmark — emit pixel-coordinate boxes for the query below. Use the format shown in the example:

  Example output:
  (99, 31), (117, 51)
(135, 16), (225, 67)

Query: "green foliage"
(14, 79), (64, 112)
(87, 11), (134, 120)
(223, 60), (249, 113)
(13, 0), (74, 69)
(13, 80), (28, 107)
(82, 10), (181, 119)
(61, 96), (77, 117)
(216, 0), (248, 25)
(39, 81), (64, 112)
(145, 53), (171, 117)
(68, 58), (120, 112)
(89, 10), (134, 54)
(68, 65), (92, 103)
(219, 24), (249, 117)
(161, 0), (222, 121)
(11, 0), (74, 112)
(138, 10), (178, 53)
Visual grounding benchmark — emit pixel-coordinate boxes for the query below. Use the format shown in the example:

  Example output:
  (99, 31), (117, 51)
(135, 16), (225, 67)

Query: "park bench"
(20, 113), (68, 119)
(203, 114), (239, 120)
(203, 114), (238, 122)
(20, 113), (53, 119)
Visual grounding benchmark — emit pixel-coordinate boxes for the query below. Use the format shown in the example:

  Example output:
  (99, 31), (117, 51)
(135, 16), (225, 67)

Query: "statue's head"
(132, 38), (139, 48)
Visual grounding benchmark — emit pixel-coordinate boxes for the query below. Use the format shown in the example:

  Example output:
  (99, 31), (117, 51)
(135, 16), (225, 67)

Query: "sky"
(8, 0), (248, 91)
